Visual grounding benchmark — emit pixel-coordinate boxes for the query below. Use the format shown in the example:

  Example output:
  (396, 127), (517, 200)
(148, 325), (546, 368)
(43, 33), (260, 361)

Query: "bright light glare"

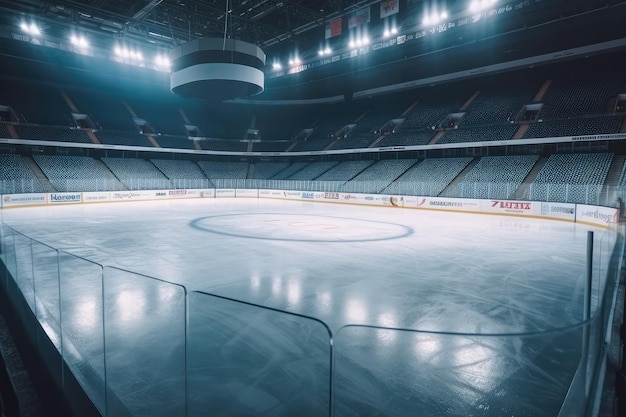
(362, 36), (369, 45)
(391, 27), (398, 35)
(423, 10), (447, 26)
(272, 62), (282, 70)
(383, 29), (390, 38)
(348, 40), (355, 48)
(318, 47), (332, 56)
(20, 22), (41, 36)
(155, 55), (171, 67)
(71, 35), (89, 48)
(29, 23), (40, 35)
(470, 0), (497, 12)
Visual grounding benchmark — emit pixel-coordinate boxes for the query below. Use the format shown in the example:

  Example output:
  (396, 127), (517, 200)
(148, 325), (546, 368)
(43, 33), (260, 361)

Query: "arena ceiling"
(1, 0), (620, 53)
(0, 0), (360, 50)
(0, 0), (624, 99)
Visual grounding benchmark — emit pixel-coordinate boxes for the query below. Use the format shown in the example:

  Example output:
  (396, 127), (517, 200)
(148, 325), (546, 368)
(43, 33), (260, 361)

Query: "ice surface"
(0, 198), (614, 416)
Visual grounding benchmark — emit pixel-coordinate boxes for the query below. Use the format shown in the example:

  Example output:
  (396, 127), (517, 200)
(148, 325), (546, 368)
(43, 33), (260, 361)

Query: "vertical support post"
(584, 230), (594, 321)
(581, 231), (594, 395)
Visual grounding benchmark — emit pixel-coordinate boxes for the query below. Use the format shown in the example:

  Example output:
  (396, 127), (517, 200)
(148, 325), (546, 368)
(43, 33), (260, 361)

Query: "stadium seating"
(155, 135), (196, 150)
(314, 160), (374, 181)
(384, 157), (472, 196)
(197, 161), (249, 180)
(0, 79), (70, 125)
(538, 72), (626, 119)
(96, 130), (154, 147)
(0, 154), (44, 193)
(15, 125), (92, 143)
(347, 159), (417, 193)
(101, 157), (170, 190)
(523, 116), (623, 139)
(438, 124), (518, 144)
(374, 130), (435, 147)
(459, 81), (537, 126)
(68, 90), (135, 131)
(248, 162), (291, 179)
(271, 162), (309, 179)
(251, 141), (292, 152)
(34, 155), (125, 192)
(126, 98), (187, 137)
(198, 139), (247, 152)
(291, 103), (363, 152)
(286, 161), (339, 180)
(150, 159), (213, 188)
(0, 123), (11, 138)
(443, 155), (539, 199)
(525, 153), (613, 204)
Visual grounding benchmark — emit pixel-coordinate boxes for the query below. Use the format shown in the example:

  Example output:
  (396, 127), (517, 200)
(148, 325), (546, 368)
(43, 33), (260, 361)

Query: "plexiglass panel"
(187, 292), (332, 417)
(103, 267), (186, 417)
(58, 251), (106, 415)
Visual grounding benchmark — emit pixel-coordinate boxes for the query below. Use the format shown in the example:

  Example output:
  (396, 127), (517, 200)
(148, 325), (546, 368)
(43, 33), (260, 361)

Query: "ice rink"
(0, 198), (616, 417)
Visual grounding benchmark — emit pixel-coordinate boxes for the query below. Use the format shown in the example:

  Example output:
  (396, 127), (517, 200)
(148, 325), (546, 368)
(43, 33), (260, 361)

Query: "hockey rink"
(0, 198), (618, 417)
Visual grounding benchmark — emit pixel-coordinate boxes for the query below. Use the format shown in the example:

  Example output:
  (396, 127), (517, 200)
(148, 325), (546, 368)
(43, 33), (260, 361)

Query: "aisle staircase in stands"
(22, 156), (57, 193)
(438, 158), (479, 196)
(599, 154), (626, 205)
(511, 156), (549, 200)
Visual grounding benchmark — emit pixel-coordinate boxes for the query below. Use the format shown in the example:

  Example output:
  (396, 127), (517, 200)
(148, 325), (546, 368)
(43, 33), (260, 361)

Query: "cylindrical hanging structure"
(170, 38), (265, 101)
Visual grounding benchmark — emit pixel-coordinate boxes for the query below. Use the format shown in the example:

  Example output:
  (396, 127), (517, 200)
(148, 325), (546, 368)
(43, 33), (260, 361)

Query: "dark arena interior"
(1, 0), (626, 416)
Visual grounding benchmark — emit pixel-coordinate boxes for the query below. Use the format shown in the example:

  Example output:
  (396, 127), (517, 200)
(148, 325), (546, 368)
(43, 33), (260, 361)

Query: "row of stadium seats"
(0, 153), (621, 204)
(524, 153), (613, 204)
(2, 57), (624, 151)
(443, 155), (539, 199)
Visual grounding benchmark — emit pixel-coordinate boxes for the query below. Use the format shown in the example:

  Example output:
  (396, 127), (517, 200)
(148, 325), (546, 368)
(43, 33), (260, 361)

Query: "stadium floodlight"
(318, 49), (324, 56)
(20, 22), (41, 36)
(423, 10), (447, 26)
(324, 47), (331, 55)
(272, 62), (282, 70)
(70, 35), (89, 49)
(470, 0), (497, 12)
(391, 27), (398, 35)
(383, 29), (390, 38)
(362, 36), (370, 45)
(155, 55), (171, 70)
(348, 40), (356, 49)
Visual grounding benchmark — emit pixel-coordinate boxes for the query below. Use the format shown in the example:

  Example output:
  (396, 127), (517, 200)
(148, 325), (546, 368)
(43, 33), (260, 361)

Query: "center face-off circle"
(191, 213), (413, 242)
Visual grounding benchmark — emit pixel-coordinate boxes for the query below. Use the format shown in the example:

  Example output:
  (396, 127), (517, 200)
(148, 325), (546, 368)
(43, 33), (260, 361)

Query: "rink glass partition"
(0, 202), (623, 417)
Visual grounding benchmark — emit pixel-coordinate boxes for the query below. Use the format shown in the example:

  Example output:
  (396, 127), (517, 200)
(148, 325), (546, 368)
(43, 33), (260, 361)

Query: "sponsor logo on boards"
(491, 201), (531, 211)
(169, 190), (187, 196)
(581, 209), (615, 223)
(302, 192), (315, 199)
(429, 201), (463, 207)
(50, 193), (81, 203)
(113, 192), (141, 199)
